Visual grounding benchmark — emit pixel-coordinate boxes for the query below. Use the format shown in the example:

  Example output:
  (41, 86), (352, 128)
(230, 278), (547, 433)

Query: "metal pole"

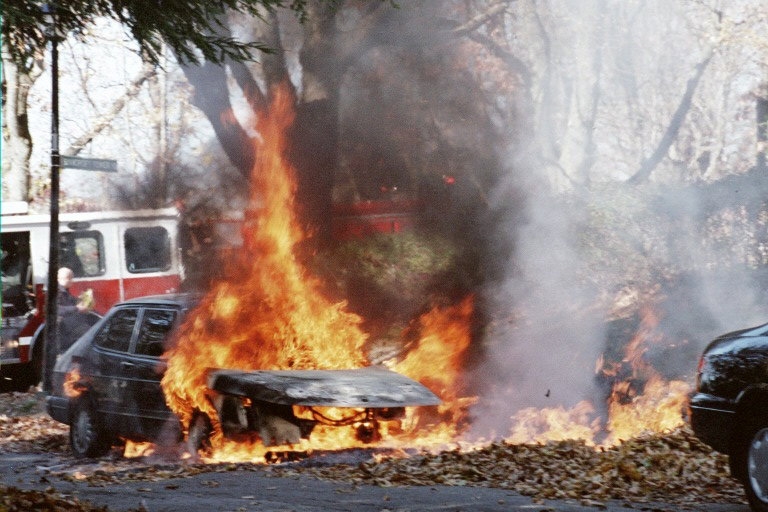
(42, 5), (60, 393)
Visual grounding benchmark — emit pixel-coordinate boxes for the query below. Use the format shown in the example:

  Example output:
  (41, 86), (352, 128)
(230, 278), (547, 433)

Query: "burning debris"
(187, 366), (441, 451)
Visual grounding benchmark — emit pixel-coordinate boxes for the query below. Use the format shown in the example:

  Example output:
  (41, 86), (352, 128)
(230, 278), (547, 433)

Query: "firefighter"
(56, 267), (93, 351)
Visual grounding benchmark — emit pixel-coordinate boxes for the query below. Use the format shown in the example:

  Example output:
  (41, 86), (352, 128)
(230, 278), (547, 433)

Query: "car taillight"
(695, 354), (709, 390)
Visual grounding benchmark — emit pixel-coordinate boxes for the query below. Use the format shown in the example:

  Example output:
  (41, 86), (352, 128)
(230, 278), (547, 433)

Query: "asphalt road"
(0, 452), (753, 512)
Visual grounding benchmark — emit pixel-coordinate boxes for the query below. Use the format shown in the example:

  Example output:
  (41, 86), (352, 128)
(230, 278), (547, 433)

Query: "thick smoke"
(460, 1), (768, 440)
(466, 151), (606, 437)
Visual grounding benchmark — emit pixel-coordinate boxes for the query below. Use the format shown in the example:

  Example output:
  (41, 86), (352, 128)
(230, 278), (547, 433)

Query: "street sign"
(61, 156), (118, 172)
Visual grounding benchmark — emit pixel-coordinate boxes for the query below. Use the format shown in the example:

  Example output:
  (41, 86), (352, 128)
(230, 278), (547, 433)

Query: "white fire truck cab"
(1, 202), (183, 391)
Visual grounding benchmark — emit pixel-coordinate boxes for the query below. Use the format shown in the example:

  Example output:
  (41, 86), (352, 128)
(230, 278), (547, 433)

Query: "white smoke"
(463, 0), (768, 440)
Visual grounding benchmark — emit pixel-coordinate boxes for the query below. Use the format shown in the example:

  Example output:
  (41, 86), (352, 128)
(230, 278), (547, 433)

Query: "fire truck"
(1, 202), (183, 391)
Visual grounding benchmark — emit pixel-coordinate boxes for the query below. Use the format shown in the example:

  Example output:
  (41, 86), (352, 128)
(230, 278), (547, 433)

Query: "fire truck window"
(135, 309), (177, 357)
(93, 308), (137, 353)
(1, 231), (32, 315)
(124, 227), (171, 273)
(58, 231), (105, 278)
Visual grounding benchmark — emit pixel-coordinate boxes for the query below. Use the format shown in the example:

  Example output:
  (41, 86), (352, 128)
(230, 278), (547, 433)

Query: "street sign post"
(61, 156), (118, 172)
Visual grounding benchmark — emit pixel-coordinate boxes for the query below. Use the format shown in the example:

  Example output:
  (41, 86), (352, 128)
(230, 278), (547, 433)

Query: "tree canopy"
(1, 0), (319, 66)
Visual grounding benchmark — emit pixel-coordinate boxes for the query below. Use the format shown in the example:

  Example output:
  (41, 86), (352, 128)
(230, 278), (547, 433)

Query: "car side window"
(135, 309), (177, 357)
(93, 308), (138, 353)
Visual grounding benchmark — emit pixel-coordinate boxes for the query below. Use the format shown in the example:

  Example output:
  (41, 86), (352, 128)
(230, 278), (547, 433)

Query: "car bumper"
(689, 392), (735, 454)
(46, 395), (71, 425)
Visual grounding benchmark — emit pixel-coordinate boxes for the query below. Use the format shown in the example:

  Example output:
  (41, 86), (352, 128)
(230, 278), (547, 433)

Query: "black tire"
(187, 411), (212, 457)
(24, 339), (44, 390)
(69, 398), (110, 459)
(744, 425), (768, 512)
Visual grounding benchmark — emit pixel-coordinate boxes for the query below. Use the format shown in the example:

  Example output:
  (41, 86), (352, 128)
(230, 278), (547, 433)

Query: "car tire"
(69, 398), (110, 459)
(744, 424), (768, 512)
(25, 340), (44, 390)
(187, 411), (212, 458)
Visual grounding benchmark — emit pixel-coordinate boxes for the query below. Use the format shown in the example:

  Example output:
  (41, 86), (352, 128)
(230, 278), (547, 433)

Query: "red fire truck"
(1, 202), (183, 391)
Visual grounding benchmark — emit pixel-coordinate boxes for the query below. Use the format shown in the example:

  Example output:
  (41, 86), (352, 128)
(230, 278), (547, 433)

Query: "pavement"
(0, 452), (753, 512)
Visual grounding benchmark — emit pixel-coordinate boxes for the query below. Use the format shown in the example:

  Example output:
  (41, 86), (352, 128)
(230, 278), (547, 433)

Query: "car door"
(125, 306), (180, 440)
(89, 307), (140, 428)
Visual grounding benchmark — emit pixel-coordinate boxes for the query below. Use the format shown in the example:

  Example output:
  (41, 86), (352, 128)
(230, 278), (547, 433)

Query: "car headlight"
(1, 339), (20, 358)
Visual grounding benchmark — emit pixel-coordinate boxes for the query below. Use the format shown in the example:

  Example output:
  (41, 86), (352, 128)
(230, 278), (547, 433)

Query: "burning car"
(45, 293), (441, 459)
(689, 322), (768, 512)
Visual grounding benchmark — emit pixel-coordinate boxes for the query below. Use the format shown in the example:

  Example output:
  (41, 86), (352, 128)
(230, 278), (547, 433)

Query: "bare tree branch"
(465, 31), (532, 89)
(63, 62), (157, 156)
(451, 0), (513, 37)
(627, 52), (714, 184)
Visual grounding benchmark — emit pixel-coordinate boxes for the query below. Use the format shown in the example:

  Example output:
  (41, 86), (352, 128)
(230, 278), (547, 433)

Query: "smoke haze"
(455, 0), (768, 440)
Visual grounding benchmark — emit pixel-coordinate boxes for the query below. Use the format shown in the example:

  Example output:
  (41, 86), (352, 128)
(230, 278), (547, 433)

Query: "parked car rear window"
(135, 309), (177, 357)
(124, 227), (171, 273)
(94, 308), (138, 352)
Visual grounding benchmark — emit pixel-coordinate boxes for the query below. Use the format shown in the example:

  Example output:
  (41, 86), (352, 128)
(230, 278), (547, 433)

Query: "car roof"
(117, 292), (201, 309)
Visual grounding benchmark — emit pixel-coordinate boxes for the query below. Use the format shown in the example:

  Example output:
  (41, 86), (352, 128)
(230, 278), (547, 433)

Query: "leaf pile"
(0, 391), (749, 508)
(0, 392), (68, 454)
(283, 428), (746, 507)
(0, 486), (110, 512)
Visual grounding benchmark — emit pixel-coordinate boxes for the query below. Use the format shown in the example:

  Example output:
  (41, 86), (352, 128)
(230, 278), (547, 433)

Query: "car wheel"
(27, 339), (44, 389)
(745, 425), (768, 512)
(187, 411), (212, 457)
(70, 399), (110, 459)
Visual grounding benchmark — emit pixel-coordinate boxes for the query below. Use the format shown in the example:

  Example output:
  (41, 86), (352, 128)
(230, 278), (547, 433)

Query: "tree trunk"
(288, 2), (342, 243)
(181, 61), (256, 178)
(289, 98), (338, 243)
(2, 42), (43, 203)
(178, 9), (286, 181)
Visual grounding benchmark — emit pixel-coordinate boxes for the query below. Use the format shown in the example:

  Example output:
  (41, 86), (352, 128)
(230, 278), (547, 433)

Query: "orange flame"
(124, 441), (155, 458)
(63, 366), (84, 398)
(391, 296), (476, 443)
(504, 306), (690, 447)
(508, 401), (600, 445)
(601, 307), (690, 445)
(162, 84), (366, 431)
(161, 84), (473, 460)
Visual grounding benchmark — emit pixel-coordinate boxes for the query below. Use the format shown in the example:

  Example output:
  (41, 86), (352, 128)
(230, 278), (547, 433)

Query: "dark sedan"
(689, 322), (768, 512)
(46, 294), (197, 458)
(46, 293), (440, 459)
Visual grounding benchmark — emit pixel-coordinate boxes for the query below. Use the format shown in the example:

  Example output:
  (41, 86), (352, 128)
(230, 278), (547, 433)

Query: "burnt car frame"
(46, 294), (440, 458)
(689, 322), (768, 512)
